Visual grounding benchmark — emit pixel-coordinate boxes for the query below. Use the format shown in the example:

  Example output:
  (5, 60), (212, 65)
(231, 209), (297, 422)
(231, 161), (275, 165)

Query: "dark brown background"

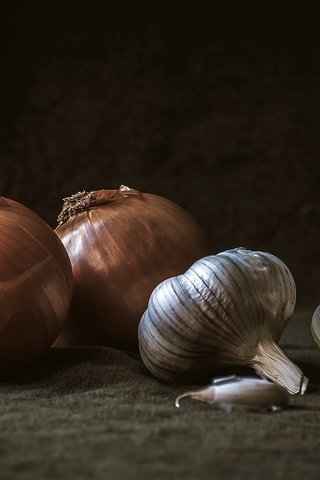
(1, 2), (320, 306)
(1, 5), (320, 480)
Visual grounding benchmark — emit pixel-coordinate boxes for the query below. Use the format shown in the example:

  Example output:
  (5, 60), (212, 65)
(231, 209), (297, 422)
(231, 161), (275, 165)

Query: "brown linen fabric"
(0, 311), (319, 480)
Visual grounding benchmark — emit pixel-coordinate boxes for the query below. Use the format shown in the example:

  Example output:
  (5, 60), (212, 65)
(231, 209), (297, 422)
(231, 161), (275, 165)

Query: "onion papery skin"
(54, 187), (211, 349)
(0, 196), (73, 372)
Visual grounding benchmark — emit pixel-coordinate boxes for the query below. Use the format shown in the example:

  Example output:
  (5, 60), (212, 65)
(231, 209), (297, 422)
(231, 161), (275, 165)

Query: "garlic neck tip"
(252, 340), (309, 395)
(300, 376), (309, 395)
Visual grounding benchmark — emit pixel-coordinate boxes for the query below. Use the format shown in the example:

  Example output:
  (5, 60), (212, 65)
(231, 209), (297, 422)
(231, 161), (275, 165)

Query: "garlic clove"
(175, 376), (290, 412)
(311, 305), (320, 348)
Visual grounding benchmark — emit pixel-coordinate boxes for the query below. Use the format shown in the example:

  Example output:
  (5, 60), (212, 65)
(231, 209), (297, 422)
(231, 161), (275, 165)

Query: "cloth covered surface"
(0, 311), (319, 480)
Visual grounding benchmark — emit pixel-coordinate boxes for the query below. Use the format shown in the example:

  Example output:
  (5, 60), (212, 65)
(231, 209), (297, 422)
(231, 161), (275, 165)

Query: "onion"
(0, 196), (73, 372)
(54, 185), (211, 349)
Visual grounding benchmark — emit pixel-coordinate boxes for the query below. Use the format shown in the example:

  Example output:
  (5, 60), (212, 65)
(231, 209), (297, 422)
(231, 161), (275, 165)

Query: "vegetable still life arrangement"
(0, 185), (318, 414)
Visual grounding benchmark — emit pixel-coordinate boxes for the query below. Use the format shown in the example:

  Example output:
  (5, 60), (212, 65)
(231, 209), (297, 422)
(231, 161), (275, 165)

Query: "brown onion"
(54, 185), (211, 349)
(0, 196), (73, 372)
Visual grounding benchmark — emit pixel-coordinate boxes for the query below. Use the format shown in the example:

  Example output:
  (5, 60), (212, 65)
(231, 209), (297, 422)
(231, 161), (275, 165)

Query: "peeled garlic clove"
(311, 305), (320, 348)
(175, 376), (290, 411)
(138, 248), (308, 395)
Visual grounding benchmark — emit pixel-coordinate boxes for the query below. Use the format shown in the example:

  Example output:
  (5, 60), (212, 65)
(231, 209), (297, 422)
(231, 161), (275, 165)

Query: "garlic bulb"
(175, 375), (290, 412)
(138, 248), (308, 395)
(311, 305), (320, 348)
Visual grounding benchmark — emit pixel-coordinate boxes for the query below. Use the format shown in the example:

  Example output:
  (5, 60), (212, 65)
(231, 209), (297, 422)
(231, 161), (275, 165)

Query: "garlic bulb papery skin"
(175, 376), (290, 412)
(138, 248), (308, 395)
(311, 305), (320, 348)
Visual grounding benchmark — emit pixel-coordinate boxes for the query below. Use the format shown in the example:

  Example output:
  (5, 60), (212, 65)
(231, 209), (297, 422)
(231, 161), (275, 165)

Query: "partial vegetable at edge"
(311, 305), (320, 348)
(0, 196), (73, 371)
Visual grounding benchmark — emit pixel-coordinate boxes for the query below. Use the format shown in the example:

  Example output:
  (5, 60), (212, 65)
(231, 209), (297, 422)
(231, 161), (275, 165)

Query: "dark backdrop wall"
(1, 2), (320, 307)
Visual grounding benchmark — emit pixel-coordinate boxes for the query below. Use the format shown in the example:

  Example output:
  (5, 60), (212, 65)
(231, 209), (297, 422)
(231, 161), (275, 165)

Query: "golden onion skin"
(0, 196), (73, 372)
(54, 187), (211, 349)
